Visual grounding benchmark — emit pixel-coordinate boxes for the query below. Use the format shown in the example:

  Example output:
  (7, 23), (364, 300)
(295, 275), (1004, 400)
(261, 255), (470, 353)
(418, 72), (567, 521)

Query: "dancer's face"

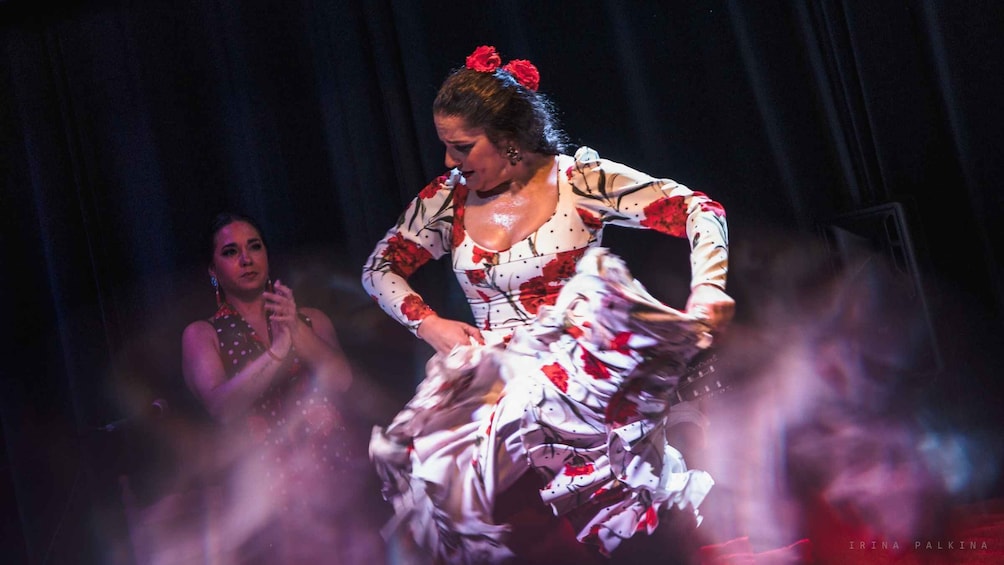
(434, 113), (512, 194)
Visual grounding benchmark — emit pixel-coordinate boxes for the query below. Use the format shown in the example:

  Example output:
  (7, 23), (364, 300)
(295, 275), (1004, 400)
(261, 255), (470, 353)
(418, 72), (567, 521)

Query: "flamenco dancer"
(363, 46), (734, 563)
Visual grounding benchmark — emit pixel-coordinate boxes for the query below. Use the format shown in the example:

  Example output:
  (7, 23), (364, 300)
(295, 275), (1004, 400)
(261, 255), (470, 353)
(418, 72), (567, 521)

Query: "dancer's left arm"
(568, 148), (733, 330)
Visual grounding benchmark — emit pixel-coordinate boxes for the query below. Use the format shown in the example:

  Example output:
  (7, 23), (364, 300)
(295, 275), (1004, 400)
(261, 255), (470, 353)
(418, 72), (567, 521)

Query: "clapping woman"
(182, 212), (364, 563)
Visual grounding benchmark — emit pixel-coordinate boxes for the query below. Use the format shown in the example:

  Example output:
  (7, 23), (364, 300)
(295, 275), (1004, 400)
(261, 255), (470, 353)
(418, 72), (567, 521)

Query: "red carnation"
(694, 191), (726, 217)
(419, 175), (447, 199)
(381, 233), (433, 277)
(581, 348), (610, 380)
(541, 362), (569, 392)
(401, 294), (433, 321)
(465, 45), (501, 72)
(564, 460), (595, 477)
(503, 59), (540, 91)
(517, 276), (546, 314)
(635, 506), (659, 533)
(605, 382), (642, 425)
(518, 248), (585, 314)
(517, 276), (558, 315)
(576, 207), (603, 230)
(610, 332), (632, 355)
(471, 246), (497, 265)
(640, 196), (689, 237)
(606, 397), (639, 426)
(452, 185), (468, 248)
(542, 247), (586, 281)
(466, 269), (487, 285)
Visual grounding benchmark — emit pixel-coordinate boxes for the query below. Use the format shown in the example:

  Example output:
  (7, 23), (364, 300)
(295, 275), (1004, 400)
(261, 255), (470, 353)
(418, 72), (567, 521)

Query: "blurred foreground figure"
(363, 45), (734, 563)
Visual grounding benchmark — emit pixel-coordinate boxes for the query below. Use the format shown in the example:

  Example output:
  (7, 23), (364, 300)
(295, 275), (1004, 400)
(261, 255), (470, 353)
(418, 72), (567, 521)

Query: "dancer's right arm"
(362, 173), (483, 353)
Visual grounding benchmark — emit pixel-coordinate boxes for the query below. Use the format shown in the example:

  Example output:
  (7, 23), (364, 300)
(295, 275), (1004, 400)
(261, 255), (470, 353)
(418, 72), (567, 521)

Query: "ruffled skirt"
(370, 248), (715, 563)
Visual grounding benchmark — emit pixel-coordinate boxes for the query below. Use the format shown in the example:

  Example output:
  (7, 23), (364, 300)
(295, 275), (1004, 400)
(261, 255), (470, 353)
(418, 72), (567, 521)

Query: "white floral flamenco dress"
(371, 248), (716, 563)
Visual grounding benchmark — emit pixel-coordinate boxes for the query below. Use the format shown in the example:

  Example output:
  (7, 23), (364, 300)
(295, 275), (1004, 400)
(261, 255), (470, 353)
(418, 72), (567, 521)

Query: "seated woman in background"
(182, 211), (370, 564)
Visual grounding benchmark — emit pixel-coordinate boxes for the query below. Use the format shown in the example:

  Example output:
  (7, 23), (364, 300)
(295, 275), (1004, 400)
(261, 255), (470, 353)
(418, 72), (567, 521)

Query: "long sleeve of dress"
(568, 147), (729, 291)
(361, 173), (460, 334)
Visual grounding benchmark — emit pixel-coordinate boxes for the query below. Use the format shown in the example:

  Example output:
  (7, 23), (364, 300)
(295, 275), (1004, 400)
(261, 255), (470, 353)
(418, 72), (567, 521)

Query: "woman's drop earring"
(211, 276), (222, 306)
(506, 145), (522, 165)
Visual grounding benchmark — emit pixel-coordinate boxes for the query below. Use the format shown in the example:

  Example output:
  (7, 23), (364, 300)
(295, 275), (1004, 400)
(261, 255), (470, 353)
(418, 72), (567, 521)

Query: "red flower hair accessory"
(503, 59), (540, 91)
(464, 45), (541, 92)
(465, 45), (501, 72)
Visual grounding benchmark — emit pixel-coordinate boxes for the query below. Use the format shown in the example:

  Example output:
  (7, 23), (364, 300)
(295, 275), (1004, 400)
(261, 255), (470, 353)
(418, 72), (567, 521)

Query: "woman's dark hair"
(206, 211), (268, 265)
(433, 67), (567, 155)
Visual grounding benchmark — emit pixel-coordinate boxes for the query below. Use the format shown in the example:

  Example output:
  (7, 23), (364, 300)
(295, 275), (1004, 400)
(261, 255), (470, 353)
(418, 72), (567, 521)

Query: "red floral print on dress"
(419, 175), (447, 199)
(564, 460), (595, 476)
(382, 234), (433, 277)
(541, 362), (569, 392)
(543, 247), (585, 281)
(694, 191), (726, 217)
(589, 484), (625, 507)
(580, 348), (610, 380)
(605, 389), (639, 426)
(401, 294), (433, 321)
(471, 246), (497, 265)
(517, 277), (549, 315)
(477, 289), (493, 329)
(483, 393), (505, 434)
(466, 269), (487, 285)
(635, 506), (659, 533)
(640, 196), (689, 237)
(610, 332), (632, 355)
(576, 207), (602, 230)
(518, 248), (587, 314)
(451, 184), (469, 249)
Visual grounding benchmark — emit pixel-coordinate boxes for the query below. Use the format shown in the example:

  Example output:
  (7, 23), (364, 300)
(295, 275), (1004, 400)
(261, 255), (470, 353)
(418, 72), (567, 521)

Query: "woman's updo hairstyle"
(433, 48), (567, 155)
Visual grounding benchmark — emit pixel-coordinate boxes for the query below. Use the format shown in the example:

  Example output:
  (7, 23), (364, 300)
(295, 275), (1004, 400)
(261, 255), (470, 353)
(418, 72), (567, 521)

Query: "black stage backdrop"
(2, 1), (1003, 563)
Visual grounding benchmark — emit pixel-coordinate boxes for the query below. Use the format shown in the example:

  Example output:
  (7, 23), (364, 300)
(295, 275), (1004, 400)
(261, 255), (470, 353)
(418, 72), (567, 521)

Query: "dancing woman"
(363, 46), (733, 563)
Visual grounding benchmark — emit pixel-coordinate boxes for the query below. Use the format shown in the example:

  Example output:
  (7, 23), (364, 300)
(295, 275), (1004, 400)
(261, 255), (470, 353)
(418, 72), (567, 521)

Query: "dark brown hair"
(433, 67), (567, 155)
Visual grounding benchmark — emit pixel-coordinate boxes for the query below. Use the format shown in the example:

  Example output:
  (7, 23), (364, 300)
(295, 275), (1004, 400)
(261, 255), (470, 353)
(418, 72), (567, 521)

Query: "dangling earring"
(506, 145), (522, 165)
(211, 276), (222, 307)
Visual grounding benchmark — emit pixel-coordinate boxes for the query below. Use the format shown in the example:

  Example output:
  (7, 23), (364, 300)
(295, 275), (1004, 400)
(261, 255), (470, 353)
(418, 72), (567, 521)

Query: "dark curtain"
(2, 1), (1002, 563)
